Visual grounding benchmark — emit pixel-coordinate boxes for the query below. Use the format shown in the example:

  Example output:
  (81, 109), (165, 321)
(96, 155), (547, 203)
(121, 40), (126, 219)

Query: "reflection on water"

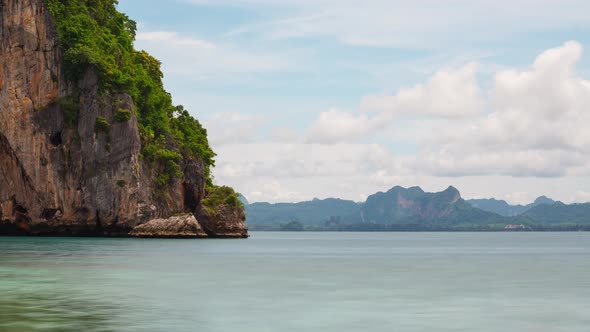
(0, 245), (116, 332)
(1, 233), (590, 332)
(0, 294), (115, 332)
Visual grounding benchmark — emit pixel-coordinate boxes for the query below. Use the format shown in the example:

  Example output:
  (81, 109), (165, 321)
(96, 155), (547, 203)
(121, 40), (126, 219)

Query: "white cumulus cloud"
(134, 30), (290, 79)
(210, 41), (590, 203)
(418, 41), (590, 177)
(361, 63), (483, 117)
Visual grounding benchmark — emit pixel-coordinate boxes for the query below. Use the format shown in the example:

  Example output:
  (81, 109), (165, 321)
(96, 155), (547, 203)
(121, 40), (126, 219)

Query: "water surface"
(1, 232), (589, 331)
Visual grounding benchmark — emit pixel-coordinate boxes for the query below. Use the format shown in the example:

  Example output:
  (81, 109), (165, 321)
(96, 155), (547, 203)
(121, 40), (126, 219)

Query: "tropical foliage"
(44, 0), (215, 183)
(202, 186), (244, 215)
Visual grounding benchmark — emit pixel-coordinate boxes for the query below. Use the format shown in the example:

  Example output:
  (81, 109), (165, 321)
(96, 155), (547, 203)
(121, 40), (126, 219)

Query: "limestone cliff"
(361, 185), (502, 225)
(0, 0), (248, 238)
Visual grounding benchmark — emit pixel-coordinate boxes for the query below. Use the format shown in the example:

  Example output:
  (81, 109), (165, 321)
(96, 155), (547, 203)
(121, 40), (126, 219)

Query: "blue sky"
(118, 0), (590, 204)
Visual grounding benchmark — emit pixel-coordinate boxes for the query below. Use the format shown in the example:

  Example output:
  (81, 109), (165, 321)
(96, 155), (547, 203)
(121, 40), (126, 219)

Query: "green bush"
(114, 108), (132, 122)
(154, 174), (170, 188)
(94, 116), (111, 135)
(57, 96), (80, 128)
(116, 180), (126, 187)
(202, 186), (244, 215)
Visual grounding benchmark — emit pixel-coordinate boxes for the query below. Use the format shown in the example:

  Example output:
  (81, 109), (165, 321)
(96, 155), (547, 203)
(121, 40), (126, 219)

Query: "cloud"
(209, 42), (590, 203)
(137, 31), (216, 49)
(572, 190), (590, 203)
(305, 63), (483, 143)
(212, 142), (404, 202)
(305, 108), (387, 143)
(412, 150), (587, 178)
(304, 41), (590, 177)
(204, 112), (268, 147)
(197, 0), (590, 48)
(247, 181), (300, 202)
(502, 192), (537, 206)
(268, 126), (301, 143)
(417, 41), (590, 177)
(134, 30), (289, 79)
(214, 143), (396, 180)
(361, 63), (483, 117)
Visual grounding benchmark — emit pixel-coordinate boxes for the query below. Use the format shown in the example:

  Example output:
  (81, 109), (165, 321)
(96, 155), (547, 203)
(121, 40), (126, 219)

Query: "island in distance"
(244, 186), (590, 231)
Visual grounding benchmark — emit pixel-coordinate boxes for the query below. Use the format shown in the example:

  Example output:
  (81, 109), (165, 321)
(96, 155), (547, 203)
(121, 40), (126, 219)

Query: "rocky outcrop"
(0, 0), (248, 238)
(197, 204), (249, 238)
(129, 214), (208, 238)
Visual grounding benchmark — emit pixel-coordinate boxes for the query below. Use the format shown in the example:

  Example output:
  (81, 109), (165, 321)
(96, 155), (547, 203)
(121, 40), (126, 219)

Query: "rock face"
(129, 214), (208, 238)
(197, 205), (248, 238)
(0, 0), (248, 238)
(361, 185), (499, 225)
(362, 186), (457, 223)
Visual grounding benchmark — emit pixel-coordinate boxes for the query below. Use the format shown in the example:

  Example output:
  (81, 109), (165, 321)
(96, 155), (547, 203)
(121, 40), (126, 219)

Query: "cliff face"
(0, 0), (247, 238)
(362, 186), (476, 224)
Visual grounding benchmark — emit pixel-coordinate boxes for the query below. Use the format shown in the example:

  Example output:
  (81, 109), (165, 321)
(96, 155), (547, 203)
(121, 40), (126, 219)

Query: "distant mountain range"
(520, 202), (590, 224)
(244, 186), (590, 231)
(245, 198), (361, 226)
(466, 196), (555, 216)
(361, 186), (504, 225)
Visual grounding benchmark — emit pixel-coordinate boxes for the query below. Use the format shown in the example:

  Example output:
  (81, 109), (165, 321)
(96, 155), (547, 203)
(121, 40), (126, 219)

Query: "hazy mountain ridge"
(466, 196), (556, 216)
(521, 202), (590, 224)
(244, 186), (590, 230)
(246, 198), (361, 226)
(361, 186), (505, 225)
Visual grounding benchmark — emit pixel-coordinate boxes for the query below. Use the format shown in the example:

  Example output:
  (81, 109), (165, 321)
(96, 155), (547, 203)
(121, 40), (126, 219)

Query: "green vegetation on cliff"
(43, 0), (215, 181)
(202, 186), (244, 215)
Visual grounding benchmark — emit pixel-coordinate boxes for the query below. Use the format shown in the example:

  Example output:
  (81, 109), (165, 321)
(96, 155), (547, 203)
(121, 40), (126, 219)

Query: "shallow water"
(1, 232), (589, 331)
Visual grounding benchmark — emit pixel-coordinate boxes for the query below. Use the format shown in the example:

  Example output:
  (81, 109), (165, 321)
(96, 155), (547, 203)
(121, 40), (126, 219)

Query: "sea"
(1, 232), (589, 331)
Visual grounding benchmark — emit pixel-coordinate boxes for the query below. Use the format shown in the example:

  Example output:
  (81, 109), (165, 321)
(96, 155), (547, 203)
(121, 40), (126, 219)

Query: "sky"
(117, 0), (590, 204)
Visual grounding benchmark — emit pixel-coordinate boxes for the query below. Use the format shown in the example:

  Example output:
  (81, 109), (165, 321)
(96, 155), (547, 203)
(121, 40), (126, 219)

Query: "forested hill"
(466, 196), (556, 216)
(244, 186), (589, 231)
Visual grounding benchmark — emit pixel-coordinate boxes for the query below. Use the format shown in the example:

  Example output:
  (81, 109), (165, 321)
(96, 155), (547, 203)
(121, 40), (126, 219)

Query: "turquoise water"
(1, 232), (589, 331)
